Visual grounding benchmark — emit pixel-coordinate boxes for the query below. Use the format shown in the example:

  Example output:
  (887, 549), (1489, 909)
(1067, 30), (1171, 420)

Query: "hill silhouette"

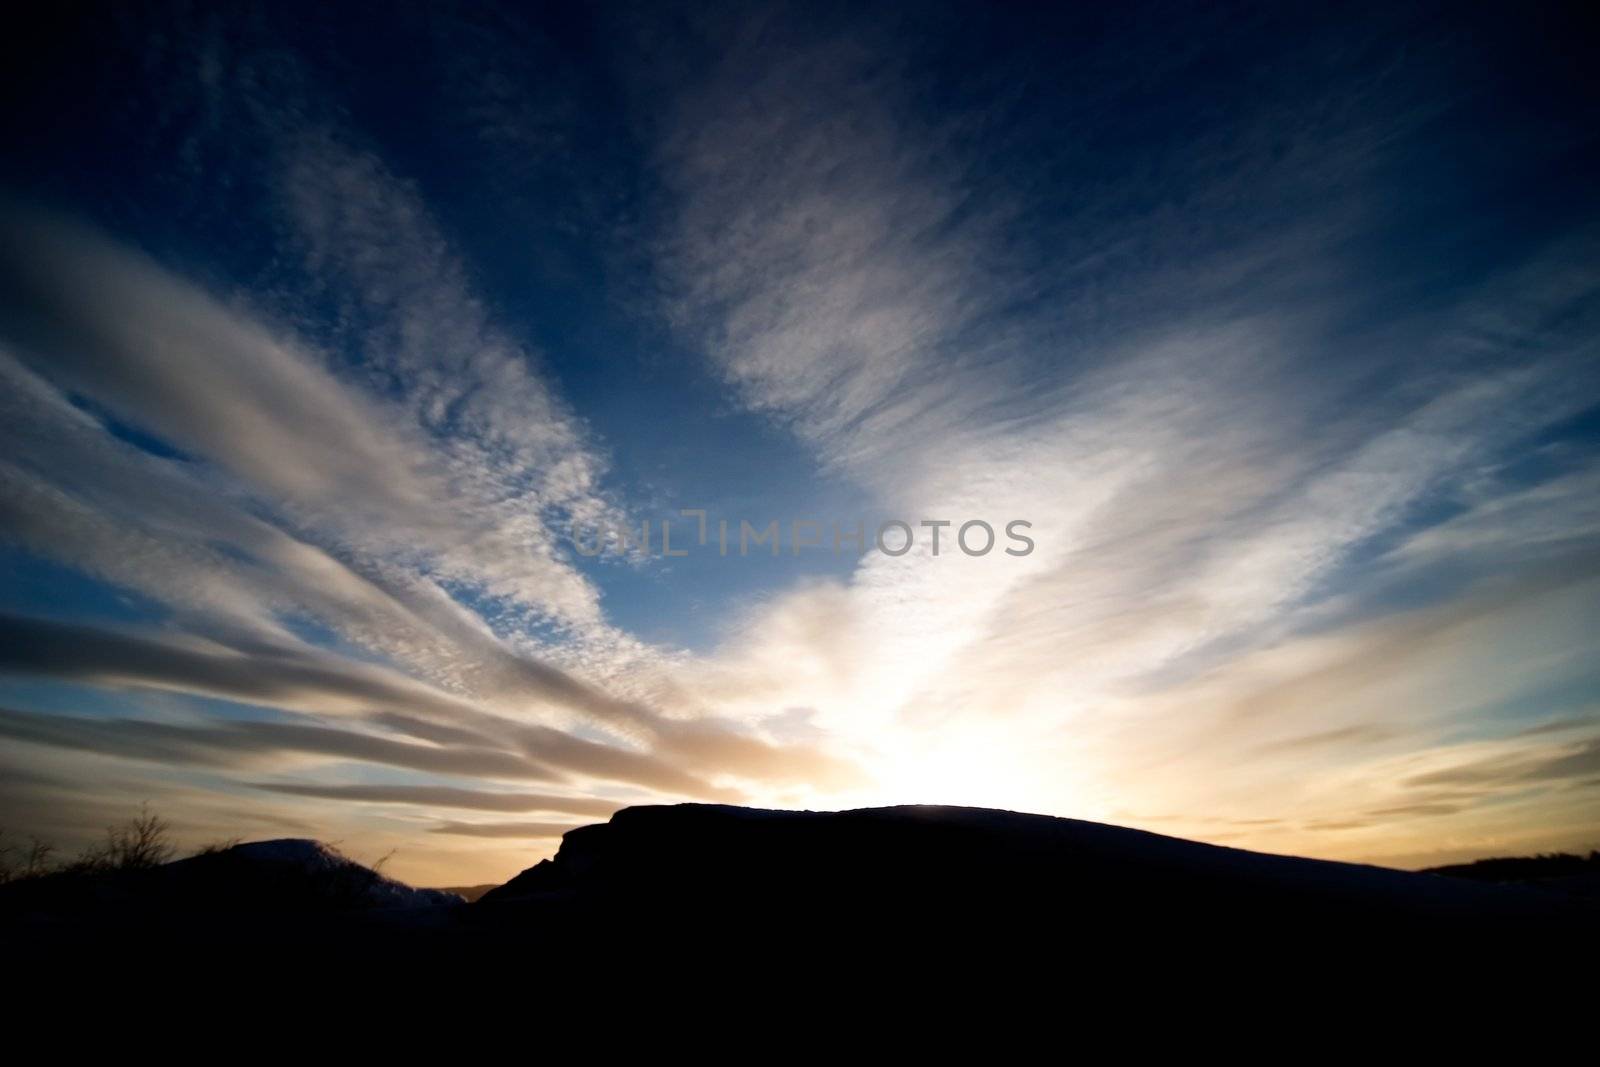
(477, 804), (1590, 934)
(1421, 850), (1600, 887)
(5, 803), (1596, 982)
(0, 836), (459, 917)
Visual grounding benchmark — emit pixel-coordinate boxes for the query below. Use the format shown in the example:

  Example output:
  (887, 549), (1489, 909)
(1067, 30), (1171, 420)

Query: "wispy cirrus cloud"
(252, 782), (621, 818)
(0, 194), (866, 858)
(428, 820), (579, 839)
(0, 612), (861, 802)
(0, 206), (663, 737)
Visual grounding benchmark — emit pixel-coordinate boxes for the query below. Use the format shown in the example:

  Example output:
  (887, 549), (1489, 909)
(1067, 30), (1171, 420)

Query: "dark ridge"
(474, 803), (1596, 941)
(1422, 850), (1600, 882)
(1422, 850), (1600, 899)
(0, 837), (460, 917)
(6, 805), (1596, 982)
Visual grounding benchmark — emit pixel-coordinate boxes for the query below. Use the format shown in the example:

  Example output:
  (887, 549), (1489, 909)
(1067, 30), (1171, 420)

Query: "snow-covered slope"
(189, 839), (462, 909)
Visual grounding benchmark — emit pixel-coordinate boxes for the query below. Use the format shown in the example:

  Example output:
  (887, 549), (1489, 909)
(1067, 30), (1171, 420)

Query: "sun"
(851, 725), (1057, 814)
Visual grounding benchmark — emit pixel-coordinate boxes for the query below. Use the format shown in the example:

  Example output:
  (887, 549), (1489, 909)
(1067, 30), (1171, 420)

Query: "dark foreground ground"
(4, 804), (1596, 995)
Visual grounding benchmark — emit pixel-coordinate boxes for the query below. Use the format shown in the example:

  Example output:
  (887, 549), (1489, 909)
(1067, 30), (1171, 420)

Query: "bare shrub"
(0, 831), (59, 884)
(21, 837), (55, 878)
(76, 804), (175, 871)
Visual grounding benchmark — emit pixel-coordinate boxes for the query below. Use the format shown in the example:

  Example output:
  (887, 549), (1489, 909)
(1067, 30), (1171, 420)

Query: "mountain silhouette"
(477, 804), (1588, 934)
(5, 804), (1595, 984)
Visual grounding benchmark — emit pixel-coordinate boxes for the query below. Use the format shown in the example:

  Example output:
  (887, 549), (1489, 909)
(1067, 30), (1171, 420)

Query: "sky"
(0, 1), (1597, 886)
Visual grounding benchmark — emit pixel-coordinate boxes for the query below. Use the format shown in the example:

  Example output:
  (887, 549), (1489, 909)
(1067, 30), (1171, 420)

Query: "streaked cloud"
(253, 782), (621, 817)
(429, 821), (581, 839)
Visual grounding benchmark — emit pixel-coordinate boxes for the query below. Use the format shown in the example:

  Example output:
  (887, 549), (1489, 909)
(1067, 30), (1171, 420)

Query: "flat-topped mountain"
(478, 803), (1592, 941)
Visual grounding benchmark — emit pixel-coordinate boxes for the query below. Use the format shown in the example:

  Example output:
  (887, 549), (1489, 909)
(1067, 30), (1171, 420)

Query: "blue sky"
(0, 1), (1597, 883)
